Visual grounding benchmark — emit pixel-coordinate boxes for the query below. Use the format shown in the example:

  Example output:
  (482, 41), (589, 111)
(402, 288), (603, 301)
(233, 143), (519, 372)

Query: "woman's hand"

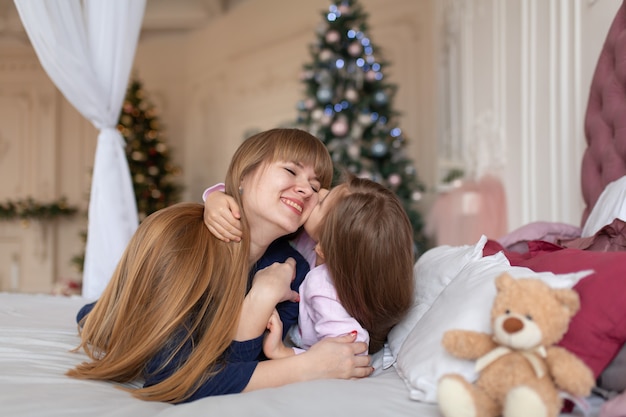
(236, 258), (299, 341)
(203, 191), (242, 242)
(244, 331), (373, 391)
(303, 331), (373, 380)
(251, 258), (299, 305)
(263, 310), (294, 359)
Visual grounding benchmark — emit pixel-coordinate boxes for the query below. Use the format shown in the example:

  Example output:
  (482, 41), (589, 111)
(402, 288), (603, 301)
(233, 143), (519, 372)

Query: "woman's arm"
(245, 332), (373, 392)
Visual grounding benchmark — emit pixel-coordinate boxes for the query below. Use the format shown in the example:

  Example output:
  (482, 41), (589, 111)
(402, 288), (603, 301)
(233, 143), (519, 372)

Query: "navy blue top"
(76, 236), (309, 403)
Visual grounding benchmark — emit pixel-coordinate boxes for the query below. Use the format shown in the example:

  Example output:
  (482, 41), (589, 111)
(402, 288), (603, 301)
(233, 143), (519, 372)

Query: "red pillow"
(484, 240), (626, 377)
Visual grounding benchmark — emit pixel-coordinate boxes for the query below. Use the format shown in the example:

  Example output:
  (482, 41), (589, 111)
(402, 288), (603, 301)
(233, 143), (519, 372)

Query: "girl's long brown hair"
(67, 128), (332, 403)
(318, 177), (415, 354)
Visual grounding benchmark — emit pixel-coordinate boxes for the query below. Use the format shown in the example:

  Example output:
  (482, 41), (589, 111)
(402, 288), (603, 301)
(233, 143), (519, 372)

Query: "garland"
(0, 197), (78, 221)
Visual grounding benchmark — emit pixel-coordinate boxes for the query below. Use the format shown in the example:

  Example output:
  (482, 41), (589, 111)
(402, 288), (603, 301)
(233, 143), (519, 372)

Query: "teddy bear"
(437, 272), (595, 417)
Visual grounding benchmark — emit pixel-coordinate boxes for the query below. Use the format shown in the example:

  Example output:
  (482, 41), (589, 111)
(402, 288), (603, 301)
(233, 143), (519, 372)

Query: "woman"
(67, 129), (373, 403)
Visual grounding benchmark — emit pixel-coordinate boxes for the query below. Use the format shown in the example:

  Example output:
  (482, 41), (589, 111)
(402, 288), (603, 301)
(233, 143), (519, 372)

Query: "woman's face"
(304, 184), (346, 242)
(241, 159), (322, 237)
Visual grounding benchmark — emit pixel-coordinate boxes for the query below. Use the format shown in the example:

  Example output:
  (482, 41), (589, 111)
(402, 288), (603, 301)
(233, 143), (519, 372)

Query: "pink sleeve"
(309, 284), (369, 349)
(201, 183), (225, 202)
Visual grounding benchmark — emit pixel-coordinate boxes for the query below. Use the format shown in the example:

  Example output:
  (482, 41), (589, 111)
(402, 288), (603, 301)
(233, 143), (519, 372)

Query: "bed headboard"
(581, 0), (626, 226)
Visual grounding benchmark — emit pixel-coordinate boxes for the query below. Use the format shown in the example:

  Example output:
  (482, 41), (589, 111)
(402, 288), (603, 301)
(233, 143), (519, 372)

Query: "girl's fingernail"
(350, 330), (357, 336)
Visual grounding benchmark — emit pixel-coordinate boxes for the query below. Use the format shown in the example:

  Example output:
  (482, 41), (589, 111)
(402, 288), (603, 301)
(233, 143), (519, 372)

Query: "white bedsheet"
(0, 292), (604, 417)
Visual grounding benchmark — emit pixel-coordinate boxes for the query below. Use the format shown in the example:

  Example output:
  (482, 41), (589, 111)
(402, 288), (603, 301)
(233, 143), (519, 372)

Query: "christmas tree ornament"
(348, 42), (363, 57)
(319, 49), (333, 61)
(345, 88), (359, 102)
(388, 173), (402, 187)
(348, 143), (361, 160)
(316, 86), (333, 103)
(325, 29), (341, 44)
(370, 141), (388, 158)
(331, 117), (349, 137)
(311, 108), (324, 120)
(357, 111), (372, 126)
(374, 91), (388, 105)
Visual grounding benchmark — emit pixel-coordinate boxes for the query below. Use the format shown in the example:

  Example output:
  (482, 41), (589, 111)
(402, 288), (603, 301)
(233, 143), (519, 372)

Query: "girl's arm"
(202, 183), (242, 242)
(302, 268), (370, 348)
(311, 294), (369, 345)
(263, 309), (295, 359)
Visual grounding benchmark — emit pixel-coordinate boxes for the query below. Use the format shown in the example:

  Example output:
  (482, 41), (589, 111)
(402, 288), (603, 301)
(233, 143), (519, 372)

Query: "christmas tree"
(72, 76), (182, 272)
(296, 0), (429, 255)
(119, 77), (183, 221)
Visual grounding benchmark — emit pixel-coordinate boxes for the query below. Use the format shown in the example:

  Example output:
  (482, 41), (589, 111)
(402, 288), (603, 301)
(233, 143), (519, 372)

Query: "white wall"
(436, 0), (623, 233)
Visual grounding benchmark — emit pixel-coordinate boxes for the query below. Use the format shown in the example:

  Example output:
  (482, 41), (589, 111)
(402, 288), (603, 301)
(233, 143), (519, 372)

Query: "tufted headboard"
(581, 0), (626, 226)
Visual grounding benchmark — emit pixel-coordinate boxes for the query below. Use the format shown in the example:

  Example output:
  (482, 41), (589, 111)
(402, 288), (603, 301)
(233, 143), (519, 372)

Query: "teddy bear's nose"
(503, 317), (524, 333)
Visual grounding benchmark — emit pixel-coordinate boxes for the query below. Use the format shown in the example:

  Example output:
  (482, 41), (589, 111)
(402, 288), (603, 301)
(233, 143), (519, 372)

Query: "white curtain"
(14, 0), (146, 299)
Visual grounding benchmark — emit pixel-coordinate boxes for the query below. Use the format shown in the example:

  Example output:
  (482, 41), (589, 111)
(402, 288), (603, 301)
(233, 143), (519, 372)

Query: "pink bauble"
(331, 119), (349, 137)
(388, 174), (402, 187)
(348, 42), (362, 57)
(325, 30), (340, 44)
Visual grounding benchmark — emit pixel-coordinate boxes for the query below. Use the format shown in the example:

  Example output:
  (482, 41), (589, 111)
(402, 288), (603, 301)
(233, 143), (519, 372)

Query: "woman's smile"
(281, 197), (303, 214)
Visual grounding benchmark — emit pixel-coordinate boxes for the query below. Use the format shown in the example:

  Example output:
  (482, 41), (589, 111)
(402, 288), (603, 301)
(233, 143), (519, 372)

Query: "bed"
(3, 2), (626, 417)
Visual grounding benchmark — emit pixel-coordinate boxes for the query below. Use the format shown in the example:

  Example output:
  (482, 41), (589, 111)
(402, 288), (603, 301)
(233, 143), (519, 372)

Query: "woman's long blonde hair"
(67, 128), (332, 403)
(318, 177), (415, 354)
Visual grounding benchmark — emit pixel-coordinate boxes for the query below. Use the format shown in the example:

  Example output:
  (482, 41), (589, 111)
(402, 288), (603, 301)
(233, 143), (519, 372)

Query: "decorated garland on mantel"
(0, 197), (78, 221)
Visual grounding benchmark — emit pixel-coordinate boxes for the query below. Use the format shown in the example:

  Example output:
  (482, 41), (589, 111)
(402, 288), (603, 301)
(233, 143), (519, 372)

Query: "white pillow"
(394, 251), (593, 403)
(387, 236), (488, 361)
(582, 175), (626, 237)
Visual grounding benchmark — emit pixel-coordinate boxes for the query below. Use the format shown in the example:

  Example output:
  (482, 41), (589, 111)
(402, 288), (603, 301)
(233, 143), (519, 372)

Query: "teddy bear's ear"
(552, 288), (581, 316)
(495, 273), (516, 291)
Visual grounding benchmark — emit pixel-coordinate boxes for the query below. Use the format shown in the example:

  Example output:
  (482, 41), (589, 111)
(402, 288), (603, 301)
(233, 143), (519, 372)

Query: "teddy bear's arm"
(545, 346), (595, 397)
(441, 330), (497, 360)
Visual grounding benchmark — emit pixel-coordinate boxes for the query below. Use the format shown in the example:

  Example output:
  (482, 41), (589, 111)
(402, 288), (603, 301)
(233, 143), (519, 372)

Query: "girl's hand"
(304, 331), (373, 380)
(263, 310), (293, 359)
(203, 191), (242, 242)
